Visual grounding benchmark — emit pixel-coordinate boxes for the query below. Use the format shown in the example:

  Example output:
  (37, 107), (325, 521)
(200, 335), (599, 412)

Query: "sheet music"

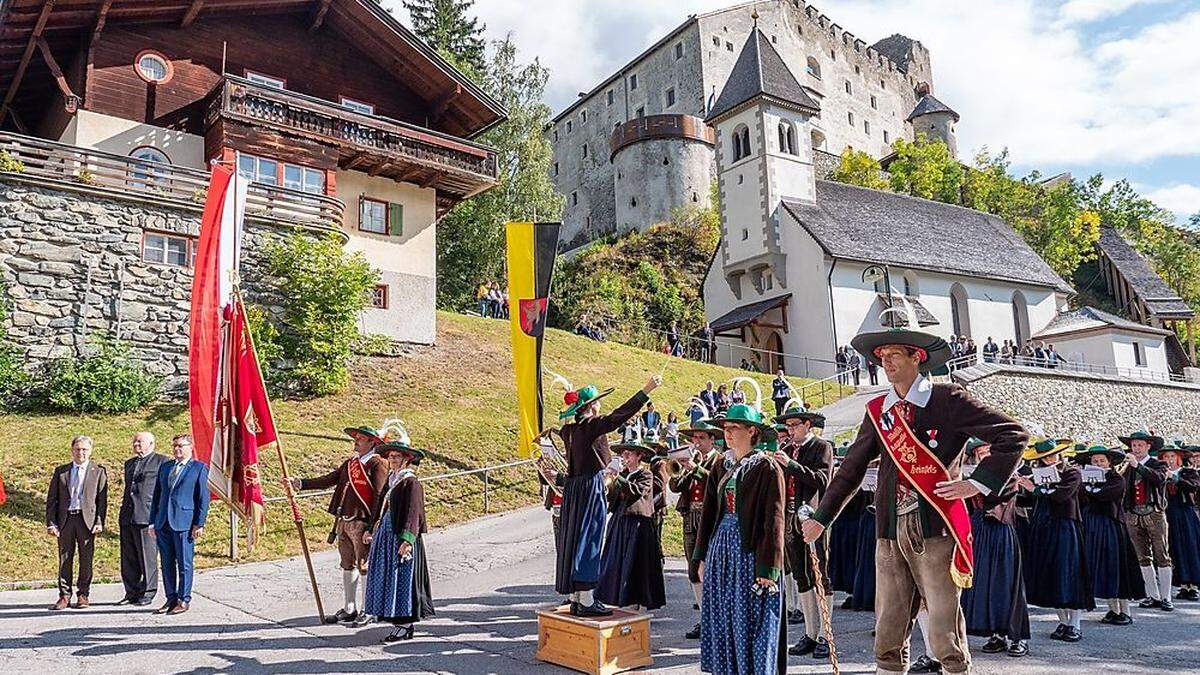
(961, 463), (976, 479)
(862, 467), (879, 492)
(1032, 465), (1060, 486)
(1081, 465), (1107, 484)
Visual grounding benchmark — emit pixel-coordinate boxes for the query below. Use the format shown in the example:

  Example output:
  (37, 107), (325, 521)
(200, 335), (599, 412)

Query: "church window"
(845, 80), (852, 95)
(571, 192), (578, 206)
(880, 79), (886, 88)
(726, 41), (734, 51)
(738, 174), (744, 184)
(732, 125), (751, 161)
(630, 73), (638, 90)
(553, 129), (558, 142)
(778, 121), (797, 155)
(806, 57), (821, 79)
(713, 36), (721, 47)
(772, 35), (777, 44)
(631, 197), (637, 207)
(830, 49), (836, 60)
(566, 120), (572, 133)
(693, 192), (699, 202)
(553, 162), (559, 176)
(864, 120), (870, 135)
(581, 144), (588, 159)
(581, 110), (587, 123)
(607, 90), (614, 105)
(883, 130), (890, 144)
(855, 65), (861, 75)
(663, 156), (670, 165)
(666, 88), (676, 107)
(742, 228), (749, 241)
(871, 95), (877, 109)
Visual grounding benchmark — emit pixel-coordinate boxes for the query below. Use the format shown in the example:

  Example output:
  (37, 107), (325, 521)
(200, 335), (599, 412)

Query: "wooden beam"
(309, 0), (332, 33)
(35, 37), (80, 112)
(181, 0), (205, 27)
(8, 109), (28, 134)
(84, 0), (114, 109)
(431, 83), (462, 121)
(344, 151), (372, 170)
(420, 172), (441, 189)
(93, 0), (113, 37)
(0, 0), (57, 126)
(395, 166), (422, 184)
(368, 161), (393, 178)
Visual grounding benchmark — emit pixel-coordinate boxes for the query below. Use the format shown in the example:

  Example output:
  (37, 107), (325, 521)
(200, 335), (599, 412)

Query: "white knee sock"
(342, 569), (359, 613)
(916, 609), (932, 656)
(691, 581), (703, 607)
(1055, 608), (1068, 624)
(1068, 609), (1082, 630)
(784, 573), (799, 611)
(579, 589), (595, 606)
(1106, 598), (1119, 613)
(1156, 567), (1173, 599)
(1118, 599), (1130, 614)
(1140, 565), (1159, 600)
(801, 589), (822, 640)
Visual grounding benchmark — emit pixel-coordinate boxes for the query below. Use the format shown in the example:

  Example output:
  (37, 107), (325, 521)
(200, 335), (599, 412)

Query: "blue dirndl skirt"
(700, 514), (784, 675)
(555, 471), (608, 594)
(596, 510), (665, 610)
(363, 511), (435, 623)
(849, 505), (876, 610)
(1024, 506), (1094, 610)
(827, 499), (863, 594)
(1167, 502), (1200, 586)
(1083, 511), (1145, 600)
(961, 510), (1030, 639)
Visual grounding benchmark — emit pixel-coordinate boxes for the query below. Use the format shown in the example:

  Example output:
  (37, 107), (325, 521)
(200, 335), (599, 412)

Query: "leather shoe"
(324, 608), (358, 624)
(73, 595), (90, 609)
(1159, 598), (1174, 611)
(1112, 613), (1133, 626)
(1007, 640), (1029, 657)
(116, 597), (133, 606)
(1099, 611), (1117, 624)
(166, 601), (189, 615)
(133, 597), (155, 607)
(49, 596), (70, 611)
(812, 637), (829, 660)
(155, 600), (177, 614)
(788, 635), (817, 656)
(982, 635), (1008, 653)
(910, 655), (942, 673)
(685, 622), (701, 640)
(383, 624), (414, 642)
(573, 601), (613, 618)
(1138, 598), (1160, 609)
(1049, 623), (1067, 640)
(1061, 626), (1082, 642)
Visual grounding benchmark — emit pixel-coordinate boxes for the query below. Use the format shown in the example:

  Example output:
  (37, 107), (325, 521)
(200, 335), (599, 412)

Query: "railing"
(211, 75), (498, 183)
(0, 131), (346, 234)
(796, 369), (856, 407)
(952, 351), (1189, 384)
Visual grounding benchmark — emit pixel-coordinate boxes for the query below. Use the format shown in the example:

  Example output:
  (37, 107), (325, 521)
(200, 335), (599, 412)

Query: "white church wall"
(1051, 330), (1169, 375)
(780, 216), (837, 378)
(716, 105), (767, 269)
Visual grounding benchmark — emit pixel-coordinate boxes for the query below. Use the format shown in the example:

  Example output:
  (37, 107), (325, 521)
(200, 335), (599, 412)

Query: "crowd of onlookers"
(980, 337), (1067, 368)
(835, 346), (878, 386)
(474, 281), (509, 319)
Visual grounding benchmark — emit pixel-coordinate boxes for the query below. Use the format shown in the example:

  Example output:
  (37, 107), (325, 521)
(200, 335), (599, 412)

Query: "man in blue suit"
(149, 434), (210, 615)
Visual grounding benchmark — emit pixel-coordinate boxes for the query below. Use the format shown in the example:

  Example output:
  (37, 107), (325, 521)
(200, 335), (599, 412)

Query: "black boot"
(685, 622), (701, 640)
(812, 637), (829, 660)
(788, 635), (817, 656)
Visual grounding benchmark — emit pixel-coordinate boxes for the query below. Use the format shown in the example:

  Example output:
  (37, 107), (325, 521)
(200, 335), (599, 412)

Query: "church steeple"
(705, 26), (820, 125)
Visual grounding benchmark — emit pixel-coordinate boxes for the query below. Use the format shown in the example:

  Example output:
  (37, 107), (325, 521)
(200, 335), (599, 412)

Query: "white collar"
(359, 450), (376, 464)
(883, 374), (933, 411)
(72, 460), (90, 473)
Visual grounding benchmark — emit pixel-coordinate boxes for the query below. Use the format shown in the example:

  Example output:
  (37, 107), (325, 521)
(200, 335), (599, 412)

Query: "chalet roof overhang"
(0, 0), (506, 139)
(710, 293), (791, 335)
(1033, 323), (1172, 341)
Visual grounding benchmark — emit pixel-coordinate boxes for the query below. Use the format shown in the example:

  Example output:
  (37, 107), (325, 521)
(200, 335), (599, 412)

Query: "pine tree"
(402, 0), (486, 73)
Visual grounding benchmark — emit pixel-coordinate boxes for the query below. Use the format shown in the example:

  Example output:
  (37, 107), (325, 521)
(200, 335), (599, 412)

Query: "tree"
(402, 0), (486, 73)
(436, 36), (564, 310)
(887, 135), (964, 204)
(831, 148), (889, 191)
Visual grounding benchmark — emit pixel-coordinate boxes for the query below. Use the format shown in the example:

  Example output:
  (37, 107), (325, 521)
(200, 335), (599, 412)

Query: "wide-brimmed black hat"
(774, 403), (826, 429)
(1072, 443), (1125, 466)
(851, 327), (952, 375)
(343, 426), (382, 445)
(377, 440), (425, 464)
(611, 443), (655, 462)
(679, 419), (722, 438)
(1118, 430), (1165, 454)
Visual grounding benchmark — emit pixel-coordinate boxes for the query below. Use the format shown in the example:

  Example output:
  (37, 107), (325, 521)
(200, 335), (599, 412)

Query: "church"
(701, 25), (1075, 378)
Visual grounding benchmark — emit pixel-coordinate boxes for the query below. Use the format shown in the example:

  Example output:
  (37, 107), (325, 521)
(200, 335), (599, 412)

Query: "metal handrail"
(959, 351), (1187, 384)
(795, 369), (857, 407)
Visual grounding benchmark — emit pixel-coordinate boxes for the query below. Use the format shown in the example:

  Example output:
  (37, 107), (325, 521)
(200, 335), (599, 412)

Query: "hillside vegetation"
(0, 311), (848, 583)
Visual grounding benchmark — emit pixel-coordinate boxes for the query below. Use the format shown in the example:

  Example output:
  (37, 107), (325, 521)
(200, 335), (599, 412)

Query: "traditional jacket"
(693, 452), (786, 580)
(814, 382), (1026, 539)
(301, 453), (389, 523)
(559, 392), (649, 478)
(608, 468), (655, 517)
(969, 476), (1020, 525)
(1121, 457), (1168, 511)
(389, 474), (427, 545)
(1080, 470), (1126, 521)
(1019, 464), (1082, 521)
(1167, 467), (1200, 507)
(669, 450), (712, 513)
(781, 434), (832, 512)
(649, 457), (671, 516)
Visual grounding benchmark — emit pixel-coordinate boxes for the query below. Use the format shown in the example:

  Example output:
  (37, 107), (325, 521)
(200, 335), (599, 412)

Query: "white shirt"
(69, 461), (90, 510)
(359, 450), (376, 465)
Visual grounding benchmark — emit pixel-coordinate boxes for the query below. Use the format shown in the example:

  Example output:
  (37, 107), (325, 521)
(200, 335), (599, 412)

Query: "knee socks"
(1055, 609), (1069, 624)
(691, 581), (703, 607)
(916, 609), (932, 656)
(342, 569), (360, 613)
(579, 589), (595, 606)
(1067, 609), (1082, 630)
(801, 589), (823, 640)
(1118, 599), (1130, 614)
(1156, 567), (1173, 599)
(1140, 565), (1159, 600)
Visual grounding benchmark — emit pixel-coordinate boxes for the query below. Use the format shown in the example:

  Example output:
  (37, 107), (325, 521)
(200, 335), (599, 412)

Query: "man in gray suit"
(46, 435), (108, 610)
(119, 432), (167, 606)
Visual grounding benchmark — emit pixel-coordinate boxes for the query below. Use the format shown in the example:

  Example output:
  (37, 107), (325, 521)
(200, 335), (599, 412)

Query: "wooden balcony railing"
(0, 131), (346, 236)
(209, 76), (498, 191)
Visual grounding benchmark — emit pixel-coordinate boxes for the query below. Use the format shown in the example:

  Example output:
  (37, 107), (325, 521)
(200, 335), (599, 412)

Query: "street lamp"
(862, 264), (898, 328)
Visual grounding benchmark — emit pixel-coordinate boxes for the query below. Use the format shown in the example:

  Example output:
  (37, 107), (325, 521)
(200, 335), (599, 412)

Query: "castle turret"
(907, 93), (959, 157)
(705, 22), (820, 300)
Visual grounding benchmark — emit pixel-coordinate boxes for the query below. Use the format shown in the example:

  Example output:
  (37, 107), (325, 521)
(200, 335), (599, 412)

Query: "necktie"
(170, 461), (184, 487)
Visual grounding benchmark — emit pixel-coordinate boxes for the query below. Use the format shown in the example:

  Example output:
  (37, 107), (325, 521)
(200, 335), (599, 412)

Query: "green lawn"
(0, 311), (849, 583)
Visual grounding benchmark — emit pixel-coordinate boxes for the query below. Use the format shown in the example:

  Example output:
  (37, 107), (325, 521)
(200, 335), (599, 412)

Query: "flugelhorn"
(533, 428), (568, 496)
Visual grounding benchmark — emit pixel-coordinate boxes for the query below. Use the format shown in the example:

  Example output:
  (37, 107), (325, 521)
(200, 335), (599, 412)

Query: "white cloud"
(1057, 0), (1168, 24)
(1141, 183), (1200, 219)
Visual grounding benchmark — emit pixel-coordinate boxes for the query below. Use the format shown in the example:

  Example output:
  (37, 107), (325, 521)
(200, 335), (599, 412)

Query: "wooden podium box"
(535, 605), (653, 675)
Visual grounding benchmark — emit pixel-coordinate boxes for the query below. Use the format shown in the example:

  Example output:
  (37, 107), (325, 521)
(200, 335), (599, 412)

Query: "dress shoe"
(73, 595), (90, 609)
(573, 601), (613, 618)
(685, 622), (701, 640)
(1159, 598), (1174, 611)
(1061, 626), (1082, 642)
(1007, 640), (1029, 657)
(1138, 598), (1160, 609)
(166, 601), (189, 615)
(981, 635), (1008, 653)
(324, 608), (358, 624)
(49, 596), (70, 611)
(1049, 623), (1067, 640)
(352, 613), (375, 628)
(1112, 613), (1133, 626)
(155, 600), (177, 615)
(1186, 588), (1200, 601)
(788, 635), (817, 656)
(840, 596), (854, 610)
(133, 597), (155, 607)
(812, 637), (829, 660)
(910, 654), (942, 673)
(1099, 610), (1117, 624)
(383, 624), (414, 642)
(116, 597), (133, 606)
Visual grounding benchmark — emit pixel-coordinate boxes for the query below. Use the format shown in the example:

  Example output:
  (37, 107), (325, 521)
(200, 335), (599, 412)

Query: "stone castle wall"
(954, 364), (1200, 441)
(0, 178), (301, 395)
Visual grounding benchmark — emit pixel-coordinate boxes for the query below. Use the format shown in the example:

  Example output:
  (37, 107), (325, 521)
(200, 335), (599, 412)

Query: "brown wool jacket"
(559, 391), (649, 478)
(389, 475), (427, 544)
(692, 452), (786, 580)
(607, 468), (655, 518)
(781, 435), (832, 511)
(814, 382), (1026, 539)
(301, 454), (390, 523)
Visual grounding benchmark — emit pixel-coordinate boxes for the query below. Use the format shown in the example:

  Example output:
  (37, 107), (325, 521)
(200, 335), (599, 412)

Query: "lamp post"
(861, 264), (897, 327)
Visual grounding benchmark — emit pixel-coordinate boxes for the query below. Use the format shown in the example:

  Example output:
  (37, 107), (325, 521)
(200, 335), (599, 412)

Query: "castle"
(548, 0), (955, 251)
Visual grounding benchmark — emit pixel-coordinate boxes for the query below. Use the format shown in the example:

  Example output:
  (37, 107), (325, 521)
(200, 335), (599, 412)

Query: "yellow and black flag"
(506, 221), (561, 458)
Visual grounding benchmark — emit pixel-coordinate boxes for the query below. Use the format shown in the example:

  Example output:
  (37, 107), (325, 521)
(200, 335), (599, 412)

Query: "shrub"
(33, 338), (161, 414)
(0, 280), (31, 411)
(0, 150), (25, 173)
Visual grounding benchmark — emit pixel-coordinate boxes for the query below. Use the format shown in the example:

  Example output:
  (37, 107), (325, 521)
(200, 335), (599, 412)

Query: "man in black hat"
(670, 418), (722, 639)
(289, 426), (388, 624)
(802, 322), (1026, 675)
(1118, 430), (1173, 611)
(773, 404), (833, 660)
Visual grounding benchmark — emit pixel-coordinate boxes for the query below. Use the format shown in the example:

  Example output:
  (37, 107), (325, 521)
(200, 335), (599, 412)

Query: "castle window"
(666, 88), (675, 107)
(845, 80), (852, 95)
(726, 41), (734, 51)
(772, 35), (777, 43)
(581, 110), (587, 123)
(847, 111), (854, 127)
(871, 95), (877, 109)
(566, 120), (572, 133)
(142, 231), (192, 267)
(693, 192), (699, 202)
(630, 73), (638, 90)
(713, 36), (721, 47)
(581, 144), (588, 159)
(738, 174), (744, 184)
(806, 57), (821, 79)
(631, 197), (637, 207)
(663, 156), (670, 165)
(778, 121), (797, 155)
(830, 49), (836, 60)
(369, 285), (389, 310)
(883, 130), (890, 144)
(732, 124), (751, 161)
(855, 65), (861, 75)
(135, 51), (172, 84)
(675, 42), (684, 59)
(880, 79), (886, 88)
(554, 129), (559, 142)
(571, 192), (578, 206)
(607, 90), (614, 105)
(741, 228), (749, 240)
(864, 120), (870, 135)
(553, 162), (559, 176)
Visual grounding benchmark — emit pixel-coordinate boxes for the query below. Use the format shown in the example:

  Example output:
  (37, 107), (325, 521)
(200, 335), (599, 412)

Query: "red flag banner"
(229, 297), (271, 543)
(0, 471), (7, 507)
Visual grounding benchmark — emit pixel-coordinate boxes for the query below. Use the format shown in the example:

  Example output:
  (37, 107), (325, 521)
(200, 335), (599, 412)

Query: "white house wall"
(65, 110), (207, 169)
(1050, 330), (1168, 375)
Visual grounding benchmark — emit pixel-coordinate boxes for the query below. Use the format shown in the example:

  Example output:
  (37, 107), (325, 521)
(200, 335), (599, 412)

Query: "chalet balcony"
(0, 131), (346, 236)
(205, 76), (499, 202)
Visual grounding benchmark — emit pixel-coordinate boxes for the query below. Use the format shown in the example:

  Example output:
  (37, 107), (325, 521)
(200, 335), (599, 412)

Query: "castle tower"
(705, 22), (820, 300)
(907, 93), (959, 157)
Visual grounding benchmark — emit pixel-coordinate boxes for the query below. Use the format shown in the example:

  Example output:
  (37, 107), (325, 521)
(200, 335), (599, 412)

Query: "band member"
(803, 322), (1027, 675)
(672, 418), (722, 639)
(848, 458), (879, 612)
(773, 404), (833, 660)
(545, 376), (661, 617)
(1076, 443), (1144, 625)
(1118, 430), (1173, 611)
(694, 404), (787, 674)
(1160, 442), (1200, 602)
(363, 436), (434, 641)
(647, 442), (672, 547)
(959, 438), (1030, 657)
(1019, 438), (1093, 641)
(827, 482), (866, 609)
(596, 443), (666, 611)
(289, 426), (388, 624)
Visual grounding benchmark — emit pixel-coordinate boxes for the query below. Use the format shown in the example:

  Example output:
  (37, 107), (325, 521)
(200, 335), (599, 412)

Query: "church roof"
(1096, 228), (1194, 319)
(705, 27), (820, 123)
(782, 181), (1073, 293)
(906, 94), (959, 123)
(1035, 306), (1172, 339)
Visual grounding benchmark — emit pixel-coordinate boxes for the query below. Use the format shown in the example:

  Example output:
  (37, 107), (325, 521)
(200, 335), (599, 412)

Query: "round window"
(131, 146), (170, 164)
(135, 51), (172, 84)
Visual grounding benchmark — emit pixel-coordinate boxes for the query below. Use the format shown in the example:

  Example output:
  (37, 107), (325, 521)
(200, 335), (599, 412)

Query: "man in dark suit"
(149, 434), (210, 615)
(802, 323), (1026, 674)
(46, 435), (108, 610)
(119, 431), (167, 605)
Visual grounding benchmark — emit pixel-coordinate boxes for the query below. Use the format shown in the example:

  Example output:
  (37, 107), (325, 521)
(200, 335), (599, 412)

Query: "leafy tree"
(887, 135), (964, 204)
(831, 148), (888, 191)
(436, 36), (564, 310)
(402, 0), (487, 73)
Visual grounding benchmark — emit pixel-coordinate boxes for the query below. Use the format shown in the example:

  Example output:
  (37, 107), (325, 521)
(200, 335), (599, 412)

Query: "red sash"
(866, 394), (974, 589)
(345, 457), (375, 513)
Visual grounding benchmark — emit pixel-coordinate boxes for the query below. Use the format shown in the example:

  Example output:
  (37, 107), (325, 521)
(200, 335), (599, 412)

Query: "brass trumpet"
(533, 428), (568, 497)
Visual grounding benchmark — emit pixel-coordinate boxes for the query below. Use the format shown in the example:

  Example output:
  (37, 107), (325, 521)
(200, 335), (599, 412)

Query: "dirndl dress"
(1082, 509), (1145, 600)
(596, 504), (665, 609)
(960, 509), (1030, 639)
(1166, 493), (1200, 586)
(556, 471), (608, 594)
(827, 493), (864, 594)
(848, 500), (876, 611)
(363, 500), (435, 624)
(1024, 498), (1094, 610)
(701, 513), (784, 674)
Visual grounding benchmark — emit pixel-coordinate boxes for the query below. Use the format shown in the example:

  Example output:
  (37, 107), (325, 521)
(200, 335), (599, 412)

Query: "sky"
(386, 0), (1200, 224)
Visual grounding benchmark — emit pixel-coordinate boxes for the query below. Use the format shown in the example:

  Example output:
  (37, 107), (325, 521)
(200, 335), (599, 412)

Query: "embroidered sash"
(867, 394), (974, 589)
(345, 457), (375, 513)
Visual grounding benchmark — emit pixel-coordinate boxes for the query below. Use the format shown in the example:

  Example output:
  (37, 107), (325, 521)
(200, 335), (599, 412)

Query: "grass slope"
(0, 312), (848, 583)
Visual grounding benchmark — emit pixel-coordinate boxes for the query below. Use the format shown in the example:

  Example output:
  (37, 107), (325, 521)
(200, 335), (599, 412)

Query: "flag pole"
(237, 289), (326, 623)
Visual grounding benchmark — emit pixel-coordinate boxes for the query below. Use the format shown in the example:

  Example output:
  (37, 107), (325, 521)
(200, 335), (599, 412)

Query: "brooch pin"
(928, 429), (939, 449)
